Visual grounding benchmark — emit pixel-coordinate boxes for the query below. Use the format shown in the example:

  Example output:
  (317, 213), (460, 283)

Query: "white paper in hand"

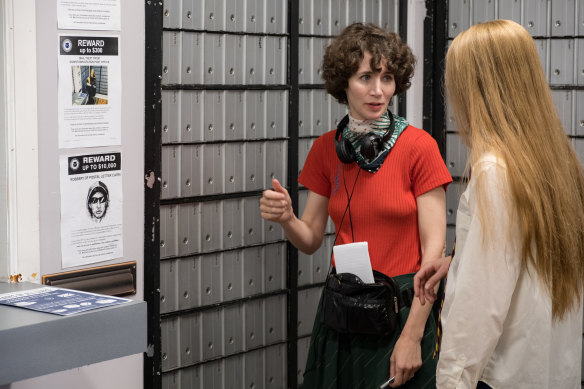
(332, 242), (374, 284)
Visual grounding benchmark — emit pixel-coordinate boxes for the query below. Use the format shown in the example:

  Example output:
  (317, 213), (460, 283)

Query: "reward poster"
(58, 35), (121, 148)
(57, 0), (121, 31)
(60, 152), (123, 268)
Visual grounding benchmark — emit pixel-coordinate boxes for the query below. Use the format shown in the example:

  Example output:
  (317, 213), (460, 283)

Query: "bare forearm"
(400, 298), (434, 341)
(389, 187), (446, 387)
(280, 215), (324, 254)
(405, 241), (445, 337)
(260, 186), (328, 254)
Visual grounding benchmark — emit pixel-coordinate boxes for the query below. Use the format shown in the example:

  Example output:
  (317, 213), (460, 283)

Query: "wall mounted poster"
(60, 152), (123, 268)
(57, 0), (121, 31)
(58, 35), (121, 148)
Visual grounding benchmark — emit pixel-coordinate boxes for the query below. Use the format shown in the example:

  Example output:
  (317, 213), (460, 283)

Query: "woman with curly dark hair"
(260, 23), (451, 388)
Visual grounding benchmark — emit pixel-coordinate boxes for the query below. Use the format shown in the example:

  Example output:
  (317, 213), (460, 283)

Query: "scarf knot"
(342, 110), (408, 172)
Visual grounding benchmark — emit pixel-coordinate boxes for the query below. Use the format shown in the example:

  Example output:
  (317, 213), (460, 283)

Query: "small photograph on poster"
(60, 152), (123, 268)
(72, 66), (109, 106)
(58, 35), (121, 148)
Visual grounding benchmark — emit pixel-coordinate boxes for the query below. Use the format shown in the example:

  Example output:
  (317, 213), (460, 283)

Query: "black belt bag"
(322, 270), (406, 337)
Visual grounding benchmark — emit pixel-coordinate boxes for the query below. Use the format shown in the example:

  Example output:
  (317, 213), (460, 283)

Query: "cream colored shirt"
(437, 154), (583, 389)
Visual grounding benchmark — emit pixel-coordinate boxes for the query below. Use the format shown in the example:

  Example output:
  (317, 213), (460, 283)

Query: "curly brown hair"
(321, 23), (416, 104)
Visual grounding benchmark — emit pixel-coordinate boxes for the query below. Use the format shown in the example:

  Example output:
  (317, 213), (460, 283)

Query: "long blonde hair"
(445, 19), (584, 320)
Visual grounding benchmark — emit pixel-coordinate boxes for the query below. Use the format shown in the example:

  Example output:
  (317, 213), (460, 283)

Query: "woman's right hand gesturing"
(260, 179), (329, 254)
(260, 178), (294, 224)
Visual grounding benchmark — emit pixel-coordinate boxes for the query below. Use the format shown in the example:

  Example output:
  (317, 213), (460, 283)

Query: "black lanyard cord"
(327, 166), (361, 276)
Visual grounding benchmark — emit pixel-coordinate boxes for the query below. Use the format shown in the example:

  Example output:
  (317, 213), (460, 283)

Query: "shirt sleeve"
(409, 131), (453, 197)
(298, 134), (333, 198)
(437, 161), (521, 389)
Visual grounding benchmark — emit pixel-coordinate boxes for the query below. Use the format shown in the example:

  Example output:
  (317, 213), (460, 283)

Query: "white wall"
(35, 1), (145, 288)
(0, 0), (41, 282)
(0, 0), (8, 279)
(1, 355), (143, 389)
(1, 0), (145, 387)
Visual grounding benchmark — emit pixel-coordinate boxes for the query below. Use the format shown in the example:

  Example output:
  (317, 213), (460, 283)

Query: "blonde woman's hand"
(259, 178), (294, 225)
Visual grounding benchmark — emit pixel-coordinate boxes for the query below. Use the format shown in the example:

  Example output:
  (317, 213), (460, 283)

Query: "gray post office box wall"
(444, 4), (584, 386)
(161, 0), (291, 385)
(159, 0), (403, 387)
(161, 344), (287, 389)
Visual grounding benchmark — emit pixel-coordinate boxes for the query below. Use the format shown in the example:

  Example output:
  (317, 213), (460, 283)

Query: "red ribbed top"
(298, 125), (452, 277)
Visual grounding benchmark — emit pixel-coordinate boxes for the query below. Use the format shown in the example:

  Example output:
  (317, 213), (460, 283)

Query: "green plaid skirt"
(302, 273), (438, 389)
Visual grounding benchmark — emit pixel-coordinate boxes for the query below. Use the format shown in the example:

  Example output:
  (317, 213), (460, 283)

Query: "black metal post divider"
(423, 0), (448, 156)
(287, 1), (300, 387)
(143, 1), (163, 389)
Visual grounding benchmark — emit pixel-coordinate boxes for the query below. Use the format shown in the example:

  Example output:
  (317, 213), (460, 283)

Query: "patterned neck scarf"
(342, 110), (409, 172)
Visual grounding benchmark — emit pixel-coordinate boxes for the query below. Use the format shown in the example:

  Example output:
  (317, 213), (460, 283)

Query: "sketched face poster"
(86, 180), (109, 221)
(60, 152), (123, 268)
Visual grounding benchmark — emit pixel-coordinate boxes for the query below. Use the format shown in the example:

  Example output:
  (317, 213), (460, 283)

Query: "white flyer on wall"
(58, 35), (121, 148)
(60, 152), (123, 268)
(57, 0), (121, 31)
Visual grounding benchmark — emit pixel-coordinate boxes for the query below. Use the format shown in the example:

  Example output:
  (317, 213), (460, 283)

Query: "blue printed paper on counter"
(0, 287), (130, 315)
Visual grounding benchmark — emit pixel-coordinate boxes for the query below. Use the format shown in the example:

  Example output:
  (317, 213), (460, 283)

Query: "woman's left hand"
(389, 334), (422, 387)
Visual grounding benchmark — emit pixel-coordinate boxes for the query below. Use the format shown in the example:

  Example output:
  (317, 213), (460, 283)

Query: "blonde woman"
(414, 19), (584, 388)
